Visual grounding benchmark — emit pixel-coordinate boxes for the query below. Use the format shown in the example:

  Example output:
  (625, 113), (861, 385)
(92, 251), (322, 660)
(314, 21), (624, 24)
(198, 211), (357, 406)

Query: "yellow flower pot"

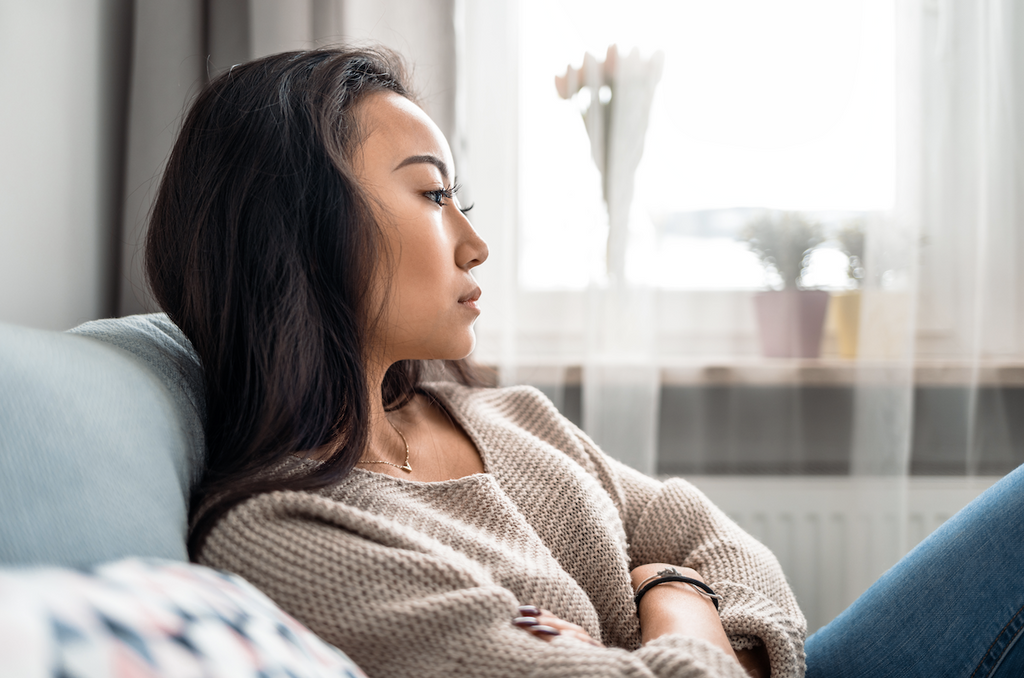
(830, 290), (861, 359)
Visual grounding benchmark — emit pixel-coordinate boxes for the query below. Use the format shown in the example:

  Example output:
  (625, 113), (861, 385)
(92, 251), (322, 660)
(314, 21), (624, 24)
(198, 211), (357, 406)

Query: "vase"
(753, 289), (830, 358)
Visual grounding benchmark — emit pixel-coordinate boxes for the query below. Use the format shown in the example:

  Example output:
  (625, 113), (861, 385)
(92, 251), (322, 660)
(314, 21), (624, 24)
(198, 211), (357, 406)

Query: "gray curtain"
(117, 1), (205, 317)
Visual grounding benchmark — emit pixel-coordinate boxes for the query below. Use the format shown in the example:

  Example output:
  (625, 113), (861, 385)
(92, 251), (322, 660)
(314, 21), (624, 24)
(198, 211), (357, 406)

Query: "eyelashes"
(425, 185), (456, 206)
(426, 182), (474, 215)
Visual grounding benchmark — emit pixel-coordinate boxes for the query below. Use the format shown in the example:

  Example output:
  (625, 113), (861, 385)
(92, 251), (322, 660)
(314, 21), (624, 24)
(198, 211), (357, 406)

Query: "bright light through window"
(520, 0), (895, 290)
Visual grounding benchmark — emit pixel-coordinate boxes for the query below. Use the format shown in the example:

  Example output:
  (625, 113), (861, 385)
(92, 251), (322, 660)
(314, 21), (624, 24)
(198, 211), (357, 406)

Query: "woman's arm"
(199, 489), (751, 678)
(471, 384), (804, 676)
(530, 561), (767, 677)
(630, 563), (737, 654)
(556, 423), (804, 678)
(630, 563), (770, 678)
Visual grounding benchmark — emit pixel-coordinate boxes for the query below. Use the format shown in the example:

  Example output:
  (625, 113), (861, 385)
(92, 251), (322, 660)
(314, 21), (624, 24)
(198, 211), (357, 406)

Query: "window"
(519, 0), (895, 291)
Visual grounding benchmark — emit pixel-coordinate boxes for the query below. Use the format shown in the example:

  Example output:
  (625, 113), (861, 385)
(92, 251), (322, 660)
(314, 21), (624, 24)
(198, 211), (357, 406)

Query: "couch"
(0, 314), (365, 677)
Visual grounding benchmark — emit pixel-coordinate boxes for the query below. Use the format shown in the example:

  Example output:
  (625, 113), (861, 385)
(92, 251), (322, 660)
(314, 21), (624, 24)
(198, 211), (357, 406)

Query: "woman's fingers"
(514, 606), (602, 647)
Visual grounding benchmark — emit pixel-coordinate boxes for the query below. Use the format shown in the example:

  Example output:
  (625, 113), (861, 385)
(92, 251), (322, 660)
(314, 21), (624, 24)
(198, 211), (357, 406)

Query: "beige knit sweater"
(198, 383), (806, 678)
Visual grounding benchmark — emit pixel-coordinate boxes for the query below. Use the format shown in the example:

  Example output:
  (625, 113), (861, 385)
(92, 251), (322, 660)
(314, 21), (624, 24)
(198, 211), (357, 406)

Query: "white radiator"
(684, 476), (999, 632)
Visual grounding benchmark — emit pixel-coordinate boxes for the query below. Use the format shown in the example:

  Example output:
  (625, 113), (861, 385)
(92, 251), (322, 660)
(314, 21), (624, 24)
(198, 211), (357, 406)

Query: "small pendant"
(399, 461), (413, 473)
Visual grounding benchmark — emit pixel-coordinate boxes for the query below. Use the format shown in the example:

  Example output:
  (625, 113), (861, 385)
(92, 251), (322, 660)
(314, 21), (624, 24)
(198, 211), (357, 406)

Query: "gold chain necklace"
(357, 417), (412, 473)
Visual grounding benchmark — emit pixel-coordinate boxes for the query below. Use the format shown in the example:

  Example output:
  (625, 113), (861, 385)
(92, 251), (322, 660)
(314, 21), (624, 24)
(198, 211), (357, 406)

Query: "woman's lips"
(459, 287), (482, 311)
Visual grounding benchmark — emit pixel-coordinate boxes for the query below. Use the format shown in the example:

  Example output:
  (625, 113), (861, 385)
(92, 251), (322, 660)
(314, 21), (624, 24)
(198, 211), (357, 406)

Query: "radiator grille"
(684, 476), (997, 632)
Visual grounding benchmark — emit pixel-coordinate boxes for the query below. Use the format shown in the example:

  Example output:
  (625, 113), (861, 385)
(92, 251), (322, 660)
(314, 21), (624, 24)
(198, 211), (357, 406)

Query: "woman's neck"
(296, 361), (408, 464)
(363, 362), (416, 469)
(360, 363), (486, 481)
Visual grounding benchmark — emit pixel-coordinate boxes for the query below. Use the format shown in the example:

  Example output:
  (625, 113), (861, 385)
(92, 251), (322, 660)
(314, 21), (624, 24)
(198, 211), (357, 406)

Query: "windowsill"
(662, 358), (1024, 387)
(502, 358), (1024, 387)
(473, 288), (1014, 371)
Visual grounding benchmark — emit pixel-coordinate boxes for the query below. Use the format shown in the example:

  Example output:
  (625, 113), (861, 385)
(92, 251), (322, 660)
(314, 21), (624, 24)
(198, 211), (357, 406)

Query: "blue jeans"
(806, 463), (1024, 677)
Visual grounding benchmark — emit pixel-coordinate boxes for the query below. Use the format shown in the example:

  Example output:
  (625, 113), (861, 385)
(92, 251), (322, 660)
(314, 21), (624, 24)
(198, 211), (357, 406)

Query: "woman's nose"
(454, 210), (488, 270)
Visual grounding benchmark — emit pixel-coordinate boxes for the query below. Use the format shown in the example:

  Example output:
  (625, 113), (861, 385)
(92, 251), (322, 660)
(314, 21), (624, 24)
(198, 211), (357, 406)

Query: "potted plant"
(741, 211), (829, 358)
(832, 220), (865, 359)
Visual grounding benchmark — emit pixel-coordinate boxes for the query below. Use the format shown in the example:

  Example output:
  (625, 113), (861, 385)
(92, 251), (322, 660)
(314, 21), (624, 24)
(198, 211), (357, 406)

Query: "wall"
(0, 0), (131, 330)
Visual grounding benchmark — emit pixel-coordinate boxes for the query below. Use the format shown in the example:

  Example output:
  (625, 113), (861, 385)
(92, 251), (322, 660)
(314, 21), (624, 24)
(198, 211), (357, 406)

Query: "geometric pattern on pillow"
(0, 558), (366, 678)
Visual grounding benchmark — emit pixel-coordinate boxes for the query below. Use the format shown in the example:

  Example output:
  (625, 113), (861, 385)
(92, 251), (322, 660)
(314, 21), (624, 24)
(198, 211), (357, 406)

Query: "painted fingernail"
(530, 625), (561, 636)
(518, 605), (540, 616)
(513, 616), (539, 627)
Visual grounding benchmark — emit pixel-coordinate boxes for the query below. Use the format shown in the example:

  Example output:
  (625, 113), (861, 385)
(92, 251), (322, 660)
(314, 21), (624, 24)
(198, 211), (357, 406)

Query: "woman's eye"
(426, 186), (455, 207)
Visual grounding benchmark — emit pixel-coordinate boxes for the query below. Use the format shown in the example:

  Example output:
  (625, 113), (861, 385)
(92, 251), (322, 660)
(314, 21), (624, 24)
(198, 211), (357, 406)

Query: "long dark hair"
(145, 47), (488, 560)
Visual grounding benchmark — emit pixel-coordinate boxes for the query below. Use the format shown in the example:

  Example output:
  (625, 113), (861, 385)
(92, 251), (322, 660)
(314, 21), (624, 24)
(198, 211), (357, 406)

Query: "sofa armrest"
(0, 317), (200, 566)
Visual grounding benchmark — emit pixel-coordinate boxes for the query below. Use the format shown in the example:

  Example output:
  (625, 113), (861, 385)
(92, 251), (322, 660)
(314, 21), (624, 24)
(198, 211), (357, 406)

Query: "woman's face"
(352, 91), (488, 366)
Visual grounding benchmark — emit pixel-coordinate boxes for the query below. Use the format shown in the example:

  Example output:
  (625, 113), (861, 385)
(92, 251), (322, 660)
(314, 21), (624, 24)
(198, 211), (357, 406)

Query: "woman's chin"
(447, 334), (477, 361)
(407, 332), (477, 363)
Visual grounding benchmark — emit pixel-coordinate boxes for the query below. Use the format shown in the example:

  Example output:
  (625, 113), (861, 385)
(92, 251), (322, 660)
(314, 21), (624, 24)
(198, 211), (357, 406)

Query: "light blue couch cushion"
(0, 314), (205, 567)
(67, 314), (205, 489)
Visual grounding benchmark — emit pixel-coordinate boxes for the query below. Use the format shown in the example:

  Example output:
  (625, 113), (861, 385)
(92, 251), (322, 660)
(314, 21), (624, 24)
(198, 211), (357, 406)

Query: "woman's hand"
(514, 590), (770, 678)
(513, 605), (602, 647)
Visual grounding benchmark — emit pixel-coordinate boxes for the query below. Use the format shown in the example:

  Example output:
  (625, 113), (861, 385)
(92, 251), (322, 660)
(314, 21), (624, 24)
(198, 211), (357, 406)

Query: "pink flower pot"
(753, 290), (830, 358)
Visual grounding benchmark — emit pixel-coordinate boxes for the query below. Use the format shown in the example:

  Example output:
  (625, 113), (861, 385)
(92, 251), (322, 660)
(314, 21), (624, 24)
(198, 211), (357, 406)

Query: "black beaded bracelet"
(633, 568), (722, 615)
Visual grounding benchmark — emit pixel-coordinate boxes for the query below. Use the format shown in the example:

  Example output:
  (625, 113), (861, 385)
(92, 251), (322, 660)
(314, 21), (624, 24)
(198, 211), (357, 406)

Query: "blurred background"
(2, 0), (1023, 632)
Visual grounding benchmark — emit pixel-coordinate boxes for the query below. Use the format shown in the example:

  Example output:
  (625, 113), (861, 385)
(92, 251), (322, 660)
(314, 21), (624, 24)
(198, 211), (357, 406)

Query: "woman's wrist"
(631, 563), (708, 593)
(630, 564), (739, 664)
(633, 567), (721, 613)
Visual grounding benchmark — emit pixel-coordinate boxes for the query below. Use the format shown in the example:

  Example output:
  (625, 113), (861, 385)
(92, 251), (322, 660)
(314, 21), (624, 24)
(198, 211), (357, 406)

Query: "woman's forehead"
(353, 92), (453, 177)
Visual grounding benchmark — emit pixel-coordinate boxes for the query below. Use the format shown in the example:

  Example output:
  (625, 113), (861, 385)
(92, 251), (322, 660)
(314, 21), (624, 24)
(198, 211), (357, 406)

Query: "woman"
(145, 48), (1024, 678)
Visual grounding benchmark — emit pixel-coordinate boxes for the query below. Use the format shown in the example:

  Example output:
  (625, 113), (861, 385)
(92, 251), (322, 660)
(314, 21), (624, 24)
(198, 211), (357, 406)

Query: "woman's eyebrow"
(394, 154), (449, 180)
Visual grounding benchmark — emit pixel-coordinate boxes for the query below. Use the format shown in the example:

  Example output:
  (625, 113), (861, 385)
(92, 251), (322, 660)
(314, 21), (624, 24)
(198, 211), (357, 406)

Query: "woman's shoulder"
(425, 381), (587, 450)
(199, 472), (442, 561)
(422, 380), (564, 428)
(422, 380), (611, 482)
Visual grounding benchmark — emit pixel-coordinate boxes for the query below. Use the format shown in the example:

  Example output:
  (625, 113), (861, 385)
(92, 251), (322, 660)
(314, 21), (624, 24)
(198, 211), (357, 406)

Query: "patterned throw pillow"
(0, 558), (366, 678)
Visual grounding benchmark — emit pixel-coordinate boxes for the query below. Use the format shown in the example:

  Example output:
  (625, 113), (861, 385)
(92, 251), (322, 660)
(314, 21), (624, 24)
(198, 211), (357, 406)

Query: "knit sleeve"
(565, 428), (807, 678)
(198, 489), (753, 678)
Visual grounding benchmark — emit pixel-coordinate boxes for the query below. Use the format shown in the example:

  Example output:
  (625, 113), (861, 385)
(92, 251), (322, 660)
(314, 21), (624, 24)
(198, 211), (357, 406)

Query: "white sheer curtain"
(843, 0), (1024, 604)
(462, 0), (1024, 629)
(463, 1), (667, 474)
(912, 0), (1024, 456)
(466, 0), (898, 475)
